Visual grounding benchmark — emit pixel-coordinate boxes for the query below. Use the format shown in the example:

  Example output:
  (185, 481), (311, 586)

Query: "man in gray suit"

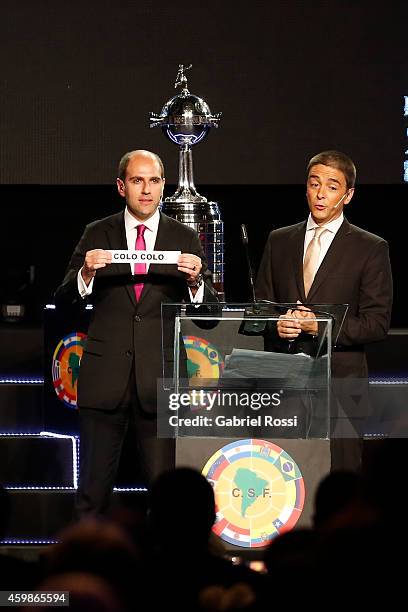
(256, 150), (393, 469)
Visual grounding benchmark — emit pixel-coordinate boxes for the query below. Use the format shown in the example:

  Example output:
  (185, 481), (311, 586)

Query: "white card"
(108, 250), (181, 264)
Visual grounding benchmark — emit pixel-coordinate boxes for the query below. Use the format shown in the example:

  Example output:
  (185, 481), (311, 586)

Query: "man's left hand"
(293, 301), (318, 335)
(177, 253), (202, 284)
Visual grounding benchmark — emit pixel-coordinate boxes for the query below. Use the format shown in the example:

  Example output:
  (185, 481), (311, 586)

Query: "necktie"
(303, 226), (327, 297)
(134, 224), (146, 301)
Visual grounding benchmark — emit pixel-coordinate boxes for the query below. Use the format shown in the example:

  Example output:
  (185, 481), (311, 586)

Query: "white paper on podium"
(222, 348), (315, 386)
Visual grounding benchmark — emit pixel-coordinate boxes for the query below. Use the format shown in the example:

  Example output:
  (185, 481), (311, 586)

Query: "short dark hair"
(117, 150), (165, 181)
(307, 150), (356, 189)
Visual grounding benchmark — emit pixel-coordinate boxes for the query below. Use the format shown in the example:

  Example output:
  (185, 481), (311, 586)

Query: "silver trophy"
(150, 65), (224, 295)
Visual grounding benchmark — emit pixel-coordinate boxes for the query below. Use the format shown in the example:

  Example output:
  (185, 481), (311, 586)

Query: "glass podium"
(159, 302), (348, 441)
(160, 303), (347, 545)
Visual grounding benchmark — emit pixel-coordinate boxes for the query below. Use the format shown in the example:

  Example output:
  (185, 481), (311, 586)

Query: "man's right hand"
(277, 309), (302, 339)
(81, 249), (112, 285)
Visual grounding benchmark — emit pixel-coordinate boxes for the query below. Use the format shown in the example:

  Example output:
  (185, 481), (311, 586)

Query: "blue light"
(44, 303), (93, 310)
(41, 432), (79, 489)
(164, 128), (207, 146)
(113, 487), (148, 492)
(0, 540), (57, 545)
(5, 486), (75, 491)
(369, 379), (408, 384)
(0, 432), (78, 489)
(0, 377), (43, 384)
(404, 96), (408, 182)
(0, 432), (44, 437)
(0, 432), (148, 492)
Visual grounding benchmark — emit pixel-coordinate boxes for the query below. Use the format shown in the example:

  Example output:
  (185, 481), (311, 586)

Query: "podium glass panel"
(160, 303), (336, 440)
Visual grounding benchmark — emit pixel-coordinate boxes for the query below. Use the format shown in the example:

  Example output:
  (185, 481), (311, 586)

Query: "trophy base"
(161, 199), (224, 299)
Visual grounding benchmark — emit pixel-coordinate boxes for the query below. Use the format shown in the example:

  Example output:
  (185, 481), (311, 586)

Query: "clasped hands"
(81, 249), (202, 286)
(277, 300), (318, 340)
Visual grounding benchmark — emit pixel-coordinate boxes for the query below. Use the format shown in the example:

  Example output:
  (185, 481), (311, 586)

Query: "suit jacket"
(55, 211), (218, 412)
(255, 218), (393, 378)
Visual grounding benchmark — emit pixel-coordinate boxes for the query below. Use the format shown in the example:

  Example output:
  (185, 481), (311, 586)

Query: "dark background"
(0, 0), (407, 184)
(1, 1), (406, 325)
(0, 182), (404, 326)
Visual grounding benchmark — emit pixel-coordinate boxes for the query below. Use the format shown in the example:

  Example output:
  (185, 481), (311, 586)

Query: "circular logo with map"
(202, 439), (305, 548)
(52, 332), (87, 409)
(183, 336), (224, 382)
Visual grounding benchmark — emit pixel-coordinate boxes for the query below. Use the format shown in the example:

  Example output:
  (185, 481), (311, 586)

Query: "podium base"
(176, 437), (330, 552)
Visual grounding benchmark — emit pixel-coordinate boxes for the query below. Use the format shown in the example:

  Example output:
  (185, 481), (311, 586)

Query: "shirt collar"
(124, 207), (160, 234)
(306, 212), (344, 234)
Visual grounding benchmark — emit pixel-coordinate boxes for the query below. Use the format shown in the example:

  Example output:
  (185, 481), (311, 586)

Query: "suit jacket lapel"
(291, 222), (307, 302)
(106, 212), (137, 308)
(151, 211), (169, 252)
(307, 219), (351, 301)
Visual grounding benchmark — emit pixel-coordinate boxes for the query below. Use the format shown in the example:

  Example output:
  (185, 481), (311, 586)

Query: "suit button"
(125, 350), (133, 357)
(134, 315), (141, 322)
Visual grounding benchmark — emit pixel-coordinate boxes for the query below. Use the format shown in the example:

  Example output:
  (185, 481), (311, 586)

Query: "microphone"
(240, 224), (257, 306)
(240, 223), (248, 245)
(333, 191), (349, 209)
(239, 224), (270, 335)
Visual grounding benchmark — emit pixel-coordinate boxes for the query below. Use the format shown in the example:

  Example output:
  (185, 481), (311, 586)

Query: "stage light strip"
(0, 377), (43, 384)
(76, 435), (80, 486)
(45, 303), (93, 310)
(113, 487), (148, 492)
(41, 432), (79, 489)
(369, 379), (408, 384)
(0, 431), (78, 489)
(0, 432), (147, 490)
(5, 486), (146, 492)
(0, 432), (44, 436)
(4, 486), (75, 491)
(364, 433), (388, 438)
(0, 540), (57, 545)
(404, 95), (408, 182)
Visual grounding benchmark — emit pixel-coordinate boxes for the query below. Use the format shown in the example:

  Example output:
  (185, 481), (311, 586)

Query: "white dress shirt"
(78, 207), (204, 302)
(303, 213), (344, 269)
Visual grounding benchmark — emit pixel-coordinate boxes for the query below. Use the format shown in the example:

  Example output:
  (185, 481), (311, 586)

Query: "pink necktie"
(134, 224), (146, 301)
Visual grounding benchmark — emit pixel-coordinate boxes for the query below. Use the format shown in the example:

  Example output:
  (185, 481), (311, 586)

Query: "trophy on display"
(150, 65), (224, 296)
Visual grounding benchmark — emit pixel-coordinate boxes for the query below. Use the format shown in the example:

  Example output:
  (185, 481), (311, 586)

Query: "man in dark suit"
(55, 150), (217, 515)
(256, 150), (393, 469)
